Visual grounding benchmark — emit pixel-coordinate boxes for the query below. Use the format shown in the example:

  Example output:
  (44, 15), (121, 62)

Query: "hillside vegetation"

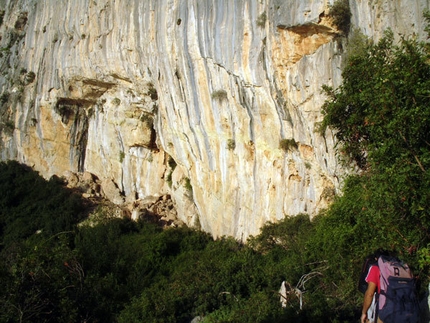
(1, 16), (430, 323)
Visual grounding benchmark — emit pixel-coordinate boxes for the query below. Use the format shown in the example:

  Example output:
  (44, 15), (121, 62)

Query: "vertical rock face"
(0, 0), (428, 239)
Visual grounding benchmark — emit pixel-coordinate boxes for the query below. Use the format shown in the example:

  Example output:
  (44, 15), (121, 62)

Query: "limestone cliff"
(0, 0), (428, 240)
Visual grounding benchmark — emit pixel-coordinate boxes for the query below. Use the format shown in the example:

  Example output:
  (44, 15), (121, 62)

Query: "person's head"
(371, 248), (393, 260)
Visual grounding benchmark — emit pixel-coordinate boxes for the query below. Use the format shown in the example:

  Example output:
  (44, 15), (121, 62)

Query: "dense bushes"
(0, 161), (358, 322)
(0, 161), (86, 248)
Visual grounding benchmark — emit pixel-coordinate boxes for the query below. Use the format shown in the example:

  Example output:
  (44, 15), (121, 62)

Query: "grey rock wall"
(0, 0), (428, 239)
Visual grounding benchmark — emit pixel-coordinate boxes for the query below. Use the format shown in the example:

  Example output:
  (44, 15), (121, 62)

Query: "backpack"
(358, 255), (378, 294)
(377, 255), (420, 323)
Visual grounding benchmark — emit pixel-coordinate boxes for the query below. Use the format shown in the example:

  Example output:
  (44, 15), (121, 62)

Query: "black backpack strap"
(375, 291), (379, 322)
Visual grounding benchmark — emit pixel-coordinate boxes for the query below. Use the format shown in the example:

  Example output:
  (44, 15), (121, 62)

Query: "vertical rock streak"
(0, 0), (428, 239)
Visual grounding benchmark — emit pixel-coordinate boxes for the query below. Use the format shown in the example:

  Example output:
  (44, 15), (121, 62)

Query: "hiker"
(360, 250), (420, 323)
(361, 250), (386, 323)
(361, 264), (380, 323)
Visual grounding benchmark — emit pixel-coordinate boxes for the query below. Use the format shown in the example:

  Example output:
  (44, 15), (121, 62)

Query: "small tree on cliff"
(329, 0), (351, 35)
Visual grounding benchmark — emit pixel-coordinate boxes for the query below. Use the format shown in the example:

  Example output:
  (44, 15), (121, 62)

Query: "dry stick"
(219, 292), (238, 302)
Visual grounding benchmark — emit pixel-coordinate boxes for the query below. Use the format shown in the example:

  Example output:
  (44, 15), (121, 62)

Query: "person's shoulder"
(365, 265), (380, 283)
(370, 265), (380, 273)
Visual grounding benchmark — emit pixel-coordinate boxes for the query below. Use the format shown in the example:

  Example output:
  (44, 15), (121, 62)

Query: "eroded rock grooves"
(0, 0), (428, 240)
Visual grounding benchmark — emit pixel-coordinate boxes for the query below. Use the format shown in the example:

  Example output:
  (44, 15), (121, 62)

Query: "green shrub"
(166, 156), (177, 187)
(4, 120), (14, 131)
(211, 89), (228, 102)
(227, 139), (236, 150)
(112, 97), (121, 105)
(139, 112), (153, 127)
(0, 92), (10, 105)
(147, 82), (158, 100)
(168, 155), (177, 170)
(24, 71), (36, 84)
(257, 11), (267, 28)
(166, 171), (173, 187)
(0, 10), (5, 27)
(119, 151), (125, 163)
(184, 177), (192, 194)
(279, 138), (298, 152)
(321, 28), (430, 172)
(342, 28), (370, 68)
(0, 161), (86, 247)
(329, 0), (351, 35)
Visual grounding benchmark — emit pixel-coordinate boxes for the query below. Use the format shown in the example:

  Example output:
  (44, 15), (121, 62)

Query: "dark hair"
(371, 248), (394, 261)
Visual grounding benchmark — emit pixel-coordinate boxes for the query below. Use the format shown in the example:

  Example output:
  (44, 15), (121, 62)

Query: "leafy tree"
(321, 28), (430, 174)
(329, 0), (351, 35)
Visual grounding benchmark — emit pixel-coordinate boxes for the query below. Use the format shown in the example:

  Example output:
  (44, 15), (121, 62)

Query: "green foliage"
(147, 82), (158, 101)
(0, 92), (10, 105)
(257, 11), (267, 28)
(166, 171), (173, 187)
(3, 120), (15, 133)
(119, 235), (276, 323)
(168, 155), (177, 170)
(0, 161), (86, 248)
(211, 89), (228, 102)
(279, 138), (298, 152)
(0, 164), (335, 323)
(320, 27), (430, 258)
(0, 162), (88, 322)
(329, 0), (351, 35)
(119, 150), (125, 163)
(184, 177), (193, 194)
(0, 10), (5, 27)
(166, 156), (177, 187)
(112, 97), (121, 105)
(24, 71), (36, 85)
(342, 28), (370, 69)
(418, 246), (430, 271)
(227, 138), (236, 150)
(2, 159), (427, 322)
(321, 29), (430, 173)
(1, 235), (81, 323)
